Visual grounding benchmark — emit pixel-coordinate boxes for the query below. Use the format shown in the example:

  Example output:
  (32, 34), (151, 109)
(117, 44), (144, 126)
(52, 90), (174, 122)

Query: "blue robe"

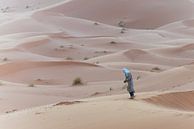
(123, 68), (135, 93)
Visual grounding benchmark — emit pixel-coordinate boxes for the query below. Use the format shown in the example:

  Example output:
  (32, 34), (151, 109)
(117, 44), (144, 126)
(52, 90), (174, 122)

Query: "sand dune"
(15, 35), (114, 60)
(0, 0), (65, 12)
(101, 62), (169, 72)
(87, 48), (194, 66)
(150, 43), (194, 59)
(45, 0), (194, 29)
(144, 91), (194, 111)
(32, 11), (128, 37)
(136, 64), (194, 92)
(0, 15), (62, 36)
(0, 94), (194, 129)
(0, 61), (123, 85)
(65, 37), (156, 50)
(0, 12), (122, 37)
(0, 0), (194, 129)
(159, 18), (194, 38)
(0, 49), (56, 61)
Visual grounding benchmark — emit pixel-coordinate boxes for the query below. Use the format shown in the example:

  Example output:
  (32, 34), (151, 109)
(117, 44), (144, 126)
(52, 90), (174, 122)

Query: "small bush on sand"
(2, 57), (8, 61)
(83, 57), (89, 60)
(60, 45), (64, 48)
(72, 77), (83, 86)
(66, 57), (73, 60)
(94, 22), (99, 25)
(2, 7), (10, 13)
(120, 28), (127, 34)
(28, 84), (35, 87)
(151, 67), (161, 72)
(152, 67), (160, 70)
(118, 21), (125, 27)
(25, 5), (30, 9)
(110, 41), (117, 44)
(103, 51), (108, 53)
(120, 30), (125, 34)
(5, 109), (17, 114)
(36, 78), (42, 81)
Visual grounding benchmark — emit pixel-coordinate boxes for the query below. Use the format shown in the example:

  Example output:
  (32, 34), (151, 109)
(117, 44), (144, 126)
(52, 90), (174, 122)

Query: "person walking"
(122, 68), (135, 99)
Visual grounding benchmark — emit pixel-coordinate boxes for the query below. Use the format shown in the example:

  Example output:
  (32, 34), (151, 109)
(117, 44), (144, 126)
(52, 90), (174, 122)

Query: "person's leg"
(129, 91), (135, 99)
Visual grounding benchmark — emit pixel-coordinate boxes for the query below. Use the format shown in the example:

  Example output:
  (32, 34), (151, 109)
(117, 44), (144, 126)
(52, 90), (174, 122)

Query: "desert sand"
(0, 0), (194, 129)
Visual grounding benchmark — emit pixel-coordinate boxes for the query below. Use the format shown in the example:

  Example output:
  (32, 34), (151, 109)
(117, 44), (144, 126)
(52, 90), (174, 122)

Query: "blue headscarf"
(122, 68), (130, 77)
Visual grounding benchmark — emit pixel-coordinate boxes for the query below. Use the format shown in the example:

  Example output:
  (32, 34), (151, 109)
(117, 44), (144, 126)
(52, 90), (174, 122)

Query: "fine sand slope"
(87, 48), (194, 66)
(0, 0), (65, 12)
(136, 63), (194, 91)
(0, 94), (194, 129)
(150, 43), (194, 59)
(0, 61), (123, 85)
(46, 0), (194, 29)
(144, 91), (194, 111)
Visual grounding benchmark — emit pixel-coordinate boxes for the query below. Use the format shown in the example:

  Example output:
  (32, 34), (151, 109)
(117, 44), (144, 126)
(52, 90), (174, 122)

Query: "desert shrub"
(103, 51), (108, 53)
(25, 5), (30, 9)
(110, 41), (117, 44)
(151, 67), (161, 72)
(94, 22), (99, 25)
(118, 21), (125, 27)
(2, 57), (8, 61)
(72, 77), (83, 86)
(83, 57), (89, 60)
(5, 109), (17, 114)
(152, 67), (160, 71)
(66, 57), (73, 60)
(120, 30), (125, 34)
(28, 84), (35, 87)
(120, 27), (127, 34)
(60, 45), (64, 48)
(36, 78), (42, 81)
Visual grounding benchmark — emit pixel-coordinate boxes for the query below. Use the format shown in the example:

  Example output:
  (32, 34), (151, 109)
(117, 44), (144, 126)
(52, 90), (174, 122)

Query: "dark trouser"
(129, 91), (135, 97)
